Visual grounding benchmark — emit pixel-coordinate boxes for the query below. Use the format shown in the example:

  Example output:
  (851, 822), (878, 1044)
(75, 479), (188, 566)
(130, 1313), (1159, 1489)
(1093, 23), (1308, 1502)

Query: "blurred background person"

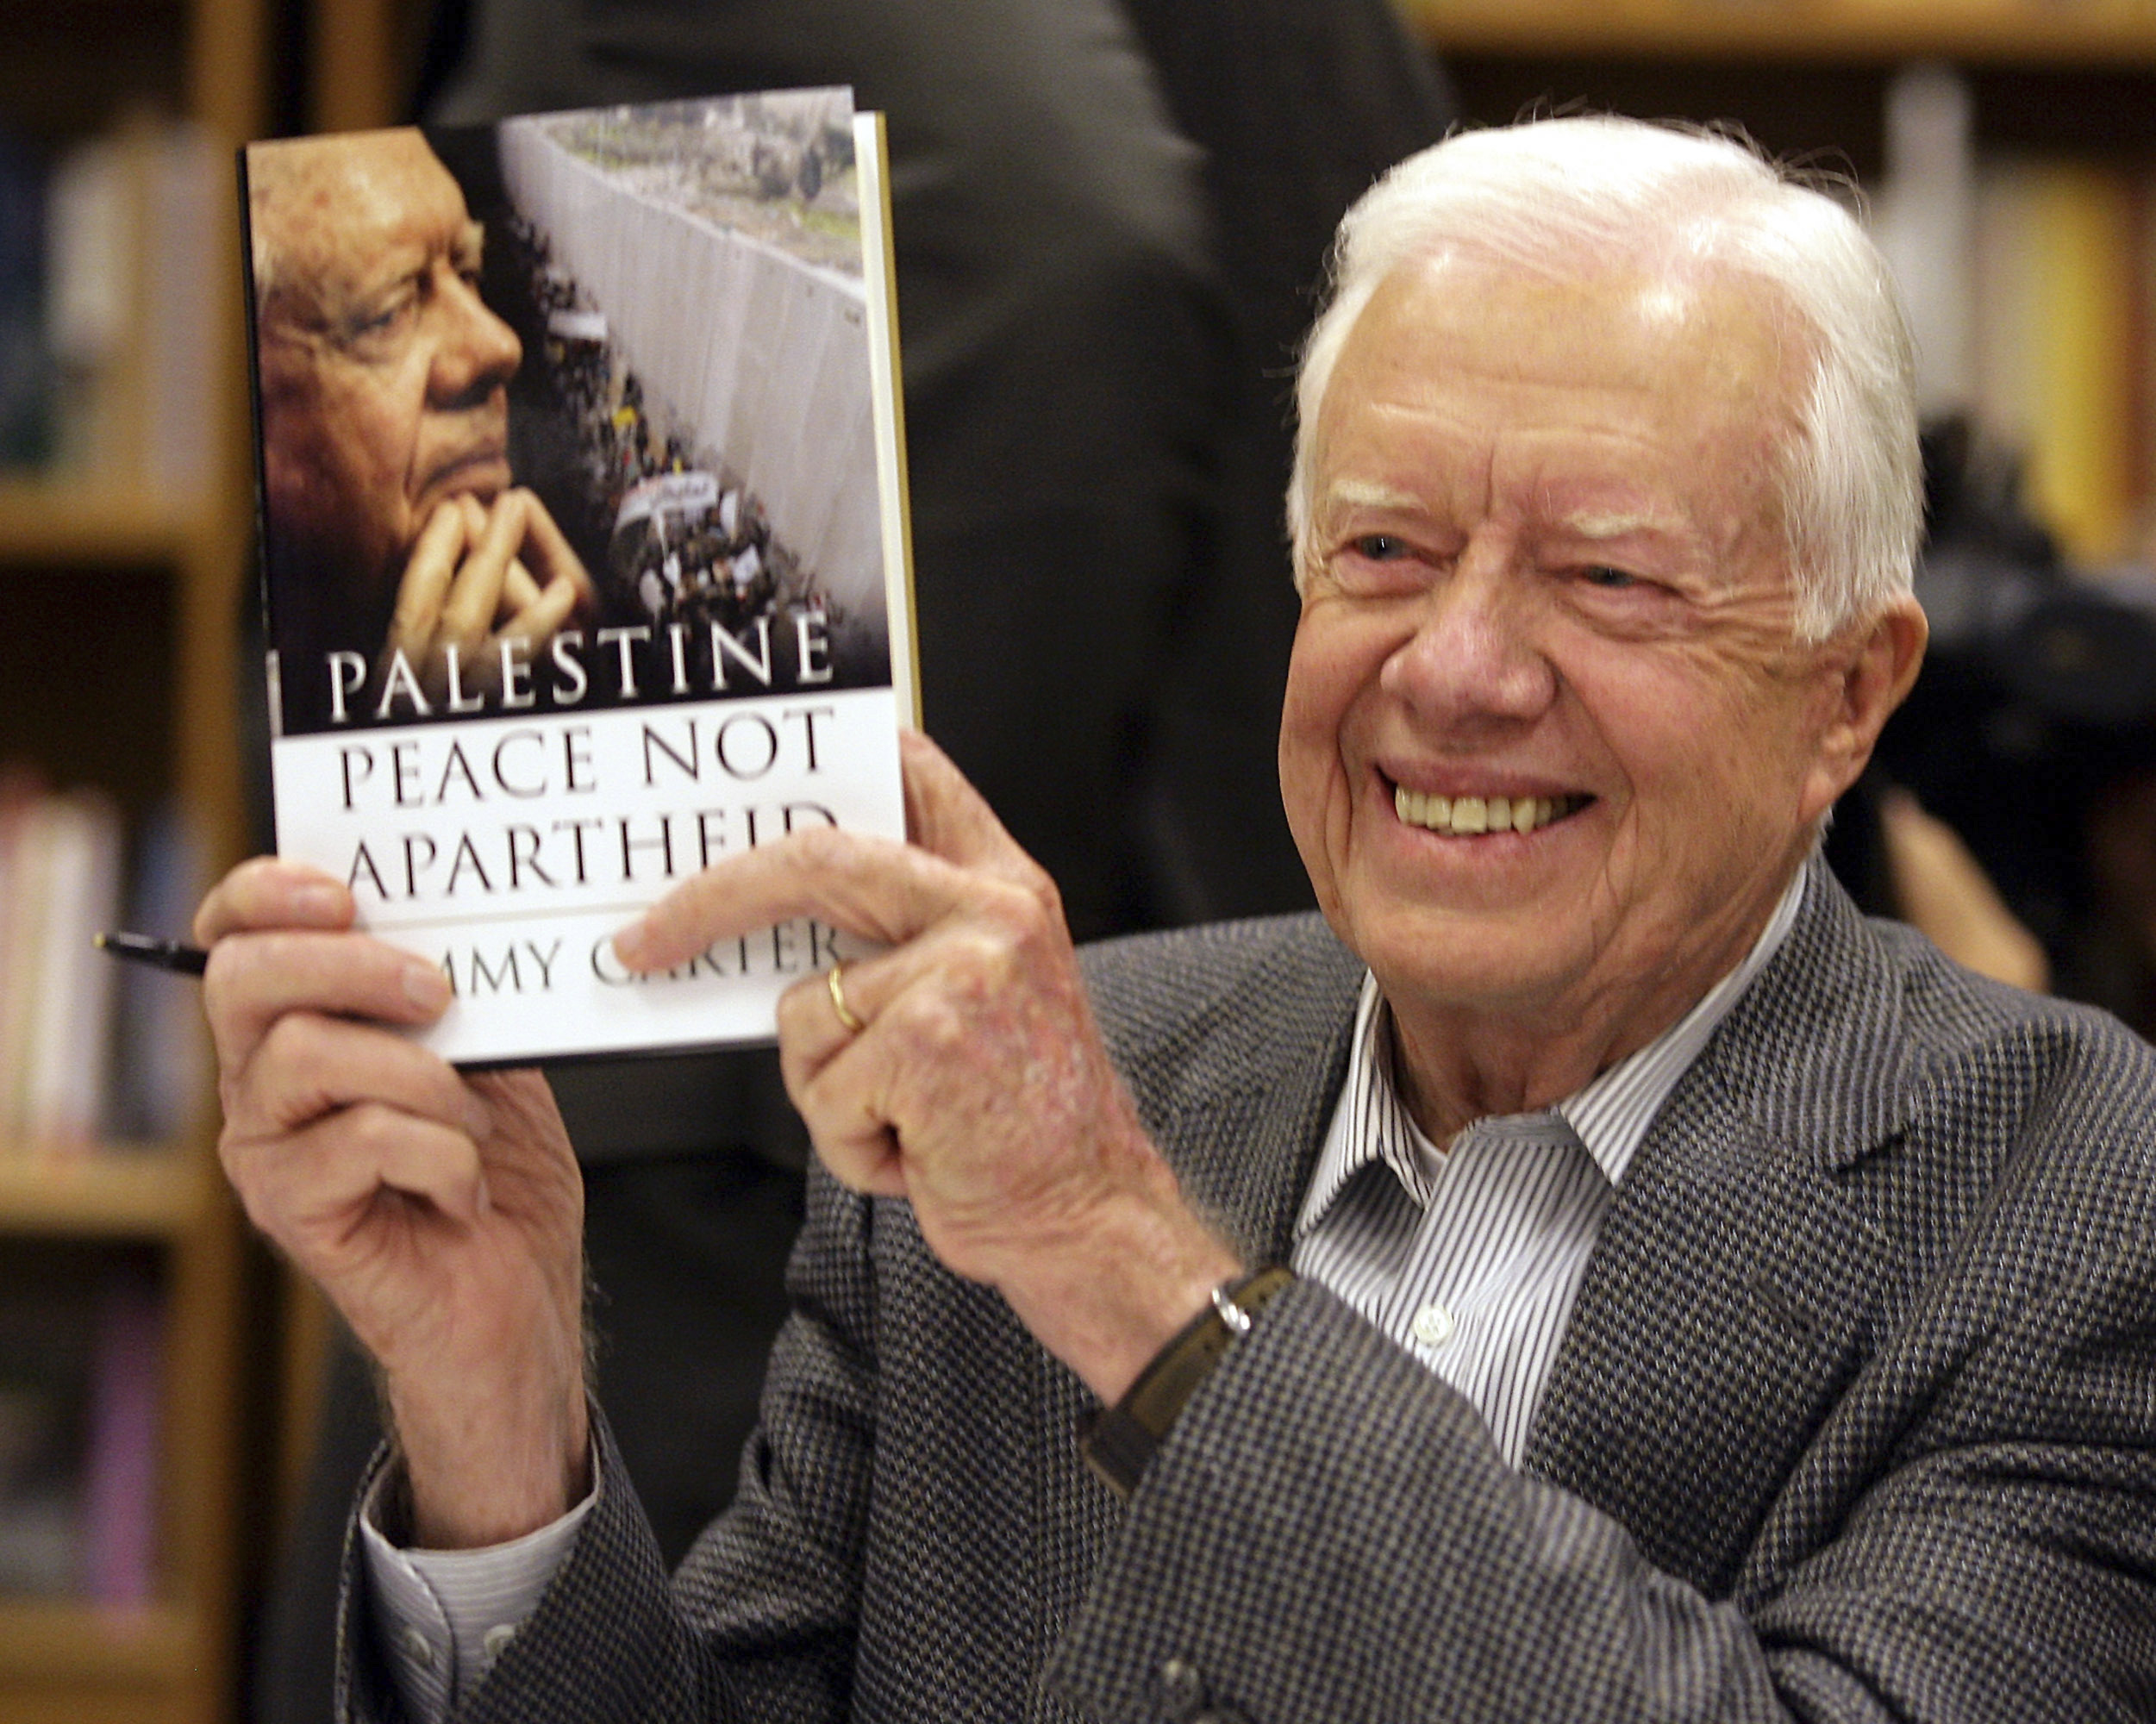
(1825, 415), (2156, 1029)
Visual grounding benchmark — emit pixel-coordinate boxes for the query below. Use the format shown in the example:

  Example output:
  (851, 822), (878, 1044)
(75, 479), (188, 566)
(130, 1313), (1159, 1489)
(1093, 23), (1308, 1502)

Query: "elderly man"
(249, 128), (593, 729)
(201, 117), (2156, 1721)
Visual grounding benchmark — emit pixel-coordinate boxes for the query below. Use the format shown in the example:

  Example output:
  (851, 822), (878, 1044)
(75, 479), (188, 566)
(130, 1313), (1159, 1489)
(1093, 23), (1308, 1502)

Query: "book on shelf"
(107, 799), (214, 1144)
(0, 110), (222, 493)
(0, 777), (209, 1151)
(0, 1261), (164, 1605)
(0, 778), (122, 1148)
(80, 1263), (162, 1607)
(241, 90), (918, 1067)
(0, 135), (51, 469)
(0, 1296), (83, 1597)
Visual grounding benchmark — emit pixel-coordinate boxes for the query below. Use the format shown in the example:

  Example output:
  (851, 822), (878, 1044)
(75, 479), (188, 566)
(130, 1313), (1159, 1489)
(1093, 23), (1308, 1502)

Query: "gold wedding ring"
(827, 961), (866, 1035)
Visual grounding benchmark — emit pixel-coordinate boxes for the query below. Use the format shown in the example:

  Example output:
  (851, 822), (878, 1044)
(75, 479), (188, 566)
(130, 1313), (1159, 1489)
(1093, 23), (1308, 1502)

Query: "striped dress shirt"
(1292, 869), (1805, 1466)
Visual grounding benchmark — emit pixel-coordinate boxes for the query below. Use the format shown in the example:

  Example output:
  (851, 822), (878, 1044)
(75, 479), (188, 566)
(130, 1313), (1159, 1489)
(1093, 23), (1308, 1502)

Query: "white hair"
(1289, 116), (1921, 640)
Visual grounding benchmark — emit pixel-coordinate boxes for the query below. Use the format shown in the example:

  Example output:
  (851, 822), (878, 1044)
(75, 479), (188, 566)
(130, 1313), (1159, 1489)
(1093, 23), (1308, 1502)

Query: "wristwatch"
(1078, 1265), (1294, 1498)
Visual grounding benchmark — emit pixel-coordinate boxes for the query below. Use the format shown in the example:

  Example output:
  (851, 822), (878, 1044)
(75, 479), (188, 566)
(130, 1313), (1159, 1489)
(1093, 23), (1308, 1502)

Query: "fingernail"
(295, 881), (345, 922)
(464, 1093), (493, 1141)
(611, 921), (652, 970)
(404, 960), (453, 1013)
(472, 1173), (493, 1217)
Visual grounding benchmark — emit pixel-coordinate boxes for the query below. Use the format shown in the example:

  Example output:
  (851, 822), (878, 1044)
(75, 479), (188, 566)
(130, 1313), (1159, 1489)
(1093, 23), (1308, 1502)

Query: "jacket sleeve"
(336, 1167), (883, 1724)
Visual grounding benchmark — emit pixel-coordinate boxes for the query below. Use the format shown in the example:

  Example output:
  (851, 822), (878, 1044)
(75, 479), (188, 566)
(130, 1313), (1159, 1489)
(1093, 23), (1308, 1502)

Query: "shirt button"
(401, 1626), (441, 1671)
(1411, 1302), (1457, 1347)
(481, 1622), (517, 1666)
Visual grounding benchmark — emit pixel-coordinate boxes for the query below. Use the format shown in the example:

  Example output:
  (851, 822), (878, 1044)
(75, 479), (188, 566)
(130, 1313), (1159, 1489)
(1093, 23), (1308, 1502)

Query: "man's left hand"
(614, 731), (1240, 1402)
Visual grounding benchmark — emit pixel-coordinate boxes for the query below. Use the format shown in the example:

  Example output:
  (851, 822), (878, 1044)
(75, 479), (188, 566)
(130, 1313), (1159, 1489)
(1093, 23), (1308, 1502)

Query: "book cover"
(241, 91), (916, 1066)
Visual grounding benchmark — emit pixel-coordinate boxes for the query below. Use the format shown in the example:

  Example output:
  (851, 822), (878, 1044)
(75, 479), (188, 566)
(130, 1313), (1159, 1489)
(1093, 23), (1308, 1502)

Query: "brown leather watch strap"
(1078, 1265), (1295, 1499)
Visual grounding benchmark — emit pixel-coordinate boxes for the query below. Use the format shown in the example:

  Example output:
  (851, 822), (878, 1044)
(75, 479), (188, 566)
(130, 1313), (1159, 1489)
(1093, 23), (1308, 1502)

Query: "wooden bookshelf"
(0, 1597), (204, 1724)
(0, 0), (260, 1719)
(0, 483), (213, 570)
(0, 1596), (197, 1683)
(1409, 0), (2156, 65)
(0, 1154), (209, 1240)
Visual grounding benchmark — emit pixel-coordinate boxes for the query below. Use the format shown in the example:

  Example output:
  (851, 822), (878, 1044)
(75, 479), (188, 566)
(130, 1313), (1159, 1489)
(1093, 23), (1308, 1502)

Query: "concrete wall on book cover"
(246, 92), (915, 1066)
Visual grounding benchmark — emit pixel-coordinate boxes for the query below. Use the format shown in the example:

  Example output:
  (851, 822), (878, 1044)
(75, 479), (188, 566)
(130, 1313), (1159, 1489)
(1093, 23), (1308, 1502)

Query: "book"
(0, 133), (52, 468)
(0, 774), (184, 1152)
(241, 91), (917, 1066)
(0, 779), (126, 1147)
(45, 113), (222, 493)
(80, 1265), (162, 1606)
(16, 788), (123, 1146)
(0, 1271), (95, 1598)
(0, 1260), (163, 1604)
(108, 798), (212, 1143)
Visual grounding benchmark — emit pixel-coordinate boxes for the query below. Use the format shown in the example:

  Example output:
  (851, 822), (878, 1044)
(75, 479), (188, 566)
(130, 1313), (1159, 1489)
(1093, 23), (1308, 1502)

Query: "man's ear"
(1801, 597), (1928, 821)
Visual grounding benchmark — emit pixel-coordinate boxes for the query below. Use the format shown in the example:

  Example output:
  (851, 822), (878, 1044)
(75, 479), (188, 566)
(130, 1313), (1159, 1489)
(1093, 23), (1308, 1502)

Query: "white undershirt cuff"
(359, 1444), (599, 1723)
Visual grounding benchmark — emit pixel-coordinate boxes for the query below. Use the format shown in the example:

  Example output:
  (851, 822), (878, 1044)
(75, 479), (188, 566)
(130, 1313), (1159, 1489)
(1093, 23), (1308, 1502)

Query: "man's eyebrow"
(1556, 509), (1684, 542)
(1318, 478), (1423, 515)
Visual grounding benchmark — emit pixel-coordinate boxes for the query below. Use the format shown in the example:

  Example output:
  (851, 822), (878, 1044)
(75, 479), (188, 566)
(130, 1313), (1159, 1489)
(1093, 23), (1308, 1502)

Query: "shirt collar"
(1297, 867), (1808, 1235)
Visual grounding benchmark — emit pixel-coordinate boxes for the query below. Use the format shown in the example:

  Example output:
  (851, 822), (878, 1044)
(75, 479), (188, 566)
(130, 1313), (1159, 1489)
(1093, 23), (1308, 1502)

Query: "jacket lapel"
(1523, 862), (1913, 1598)
(1162, 929), (1365, 1266)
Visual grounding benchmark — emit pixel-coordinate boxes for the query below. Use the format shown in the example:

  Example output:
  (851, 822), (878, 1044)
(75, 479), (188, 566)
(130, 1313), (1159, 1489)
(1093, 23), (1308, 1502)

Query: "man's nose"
(430, 269), (522, 403)
(1378, 539), (1557, 728)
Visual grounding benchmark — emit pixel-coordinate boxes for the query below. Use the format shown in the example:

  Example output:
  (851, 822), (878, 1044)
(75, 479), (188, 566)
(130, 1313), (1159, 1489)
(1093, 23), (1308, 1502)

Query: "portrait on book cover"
(244, 91), (895, 740)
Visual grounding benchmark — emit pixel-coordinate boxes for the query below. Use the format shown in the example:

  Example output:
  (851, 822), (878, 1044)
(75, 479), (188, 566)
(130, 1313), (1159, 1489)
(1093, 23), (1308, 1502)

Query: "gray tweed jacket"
(346, 859), (2156, 1722)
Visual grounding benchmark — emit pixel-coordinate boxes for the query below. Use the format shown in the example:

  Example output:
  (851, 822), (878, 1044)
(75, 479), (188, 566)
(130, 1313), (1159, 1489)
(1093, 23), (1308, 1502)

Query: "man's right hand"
(383, 489), (596, 704)
(196, 859), (591, 1548)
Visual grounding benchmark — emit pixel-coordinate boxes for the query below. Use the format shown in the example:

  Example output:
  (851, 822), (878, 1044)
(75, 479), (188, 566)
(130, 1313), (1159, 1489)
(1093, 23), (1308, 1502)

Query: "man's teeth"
(1393, 785), (1578, 836)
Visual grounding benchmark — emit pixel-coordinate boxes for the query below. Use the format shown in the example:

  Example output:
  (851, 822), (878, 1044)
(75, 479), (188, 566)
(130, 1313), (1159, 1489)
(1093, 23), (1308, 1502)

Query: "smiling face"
(254, 130), (522, 622)
(1280, 253), (1922, 1106)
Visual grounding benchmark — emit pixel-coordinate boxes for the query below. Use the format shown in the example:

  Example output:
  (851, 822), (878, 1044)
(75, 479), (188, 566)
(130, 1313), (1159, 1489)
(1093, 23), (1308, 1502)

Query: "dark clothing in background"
(1114, 0), (1456, 921)
(250, 4), (1449, 1718)
(431, 0), (1451, 938)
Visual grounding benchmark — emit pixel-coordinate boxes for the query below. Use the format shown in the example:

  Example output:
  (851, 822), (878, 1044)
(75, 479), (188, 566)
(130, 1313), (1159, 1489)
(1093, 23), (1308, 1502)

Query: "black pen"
(95, 932), (210, 977)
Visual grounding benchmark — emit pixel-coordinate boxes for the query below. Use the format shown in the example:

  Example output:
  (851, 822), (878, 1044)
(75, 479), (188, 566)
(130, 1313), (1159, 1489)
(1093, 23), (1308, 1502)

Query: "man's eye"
(1581, 565), (1639, 590)
(339, 297), (411, 347)
(1351, 534), (1409, 560)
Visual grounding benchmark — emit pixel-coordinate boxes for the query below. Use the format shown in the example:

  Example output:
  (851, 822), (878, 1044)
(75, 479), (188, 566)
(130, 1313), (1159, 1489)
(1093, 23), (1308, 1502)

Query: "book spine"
(81, 1266), (162, 1607)
(19, 790), (123, 1146)
(855, 111), (921, 729)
